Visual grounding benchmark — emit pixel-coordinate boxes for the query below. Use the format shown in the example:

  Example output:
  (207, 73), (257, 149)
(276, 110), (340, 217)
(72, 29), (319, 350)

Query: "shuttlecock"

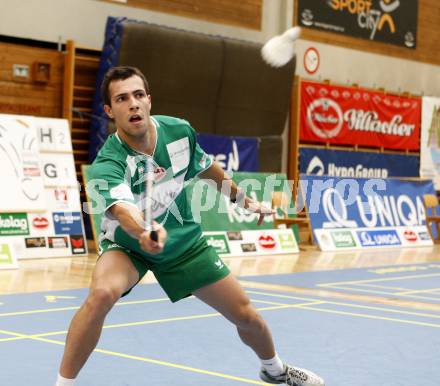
(261, 26), (302, 68)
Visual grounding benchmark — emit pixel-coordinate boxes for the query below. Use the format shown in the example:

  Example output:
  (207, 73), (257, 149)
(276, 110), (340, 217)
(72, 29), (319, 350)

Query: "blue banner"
(88, 17), (126, 162)
(300, 148), (419, 178)
(53, 212), (84, 235)
(300, 175), (434, 229)
(300, 175), (435, 250)
(197, 134), (259, 172)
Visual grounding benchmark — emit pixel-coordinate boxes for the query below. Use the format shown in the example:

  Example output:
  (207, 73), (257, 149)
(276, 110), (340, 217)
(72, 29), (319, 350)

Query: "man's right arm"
(109, 202), (167, 254)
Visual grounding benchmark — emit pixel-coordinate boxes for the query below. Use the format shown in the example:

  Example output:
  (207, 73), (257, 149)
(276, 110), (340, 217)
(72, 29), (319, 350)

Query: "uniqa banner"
(420, 97), (440, 189)
(298, 0), (418, 48)
(197, 133), (259, 172)
(300, 147), (419, 178)
(300, 80), (421, 150)
(300, 175), (435, 251)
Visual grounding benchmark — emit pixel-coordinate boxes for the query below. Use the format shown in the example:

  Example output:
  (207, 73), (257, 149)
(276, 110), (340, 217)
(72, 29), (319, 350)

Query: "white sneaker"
(260, 364), (324, 386)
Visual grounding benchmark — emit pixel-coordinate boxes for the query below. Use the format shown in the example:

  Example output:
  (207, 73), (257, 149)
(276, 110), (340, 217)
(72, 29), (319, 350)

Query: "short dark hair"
(101, 66), (150, 106)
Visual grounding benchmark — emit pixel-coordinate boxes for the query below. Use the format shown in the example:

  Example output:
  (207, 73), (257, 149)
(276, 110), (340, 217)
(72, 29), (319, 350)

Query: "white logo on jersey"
(167, 138), (190, 174)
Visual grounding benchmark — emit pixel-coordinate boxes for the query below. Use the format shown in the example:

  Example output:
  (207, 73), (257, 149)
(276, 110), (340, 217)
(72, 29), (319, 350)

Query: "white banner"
(0, 114), (46, 212)
(315, 225), (433, 252)
(420, 96), (440, 189)
(0, 115), (87, 259)
(204, 229), (299, 257)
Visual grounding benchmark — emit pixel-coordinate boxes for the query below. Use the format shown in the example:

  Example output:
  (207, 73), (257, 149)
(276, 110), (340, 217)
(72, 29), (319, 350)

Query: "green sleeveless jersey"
(90, 115), (213, 264)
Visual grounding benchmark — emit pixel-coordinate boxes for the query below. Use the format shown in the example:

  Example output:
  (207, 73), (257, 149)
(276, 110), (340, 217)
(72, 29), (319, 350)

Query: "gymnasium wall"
(100, 0), (263, 30)
(0, 0), (291, 49)
(1, 0), (438, 98)
(0, 42), (63, 118)
(295, 39), (440, 96)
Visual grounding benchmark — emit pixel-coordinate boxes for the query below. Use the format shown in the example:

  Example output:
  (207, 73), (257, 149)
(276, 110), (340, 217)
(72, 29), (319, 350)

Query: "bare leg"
(193, 274), (275, 359)
(59, 250), (139, 378)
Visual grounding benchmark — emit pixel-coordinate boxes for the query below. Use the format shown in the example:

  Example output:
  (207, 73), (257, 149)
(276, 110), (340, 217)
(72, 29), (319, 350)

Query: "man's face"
(104, 75), (151, 138)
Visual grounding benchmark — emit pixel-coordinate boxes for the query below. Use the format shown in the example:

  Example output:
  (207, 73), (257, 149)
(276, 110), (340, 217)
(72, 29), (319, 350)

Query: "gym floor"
(0, 245), (439, 385)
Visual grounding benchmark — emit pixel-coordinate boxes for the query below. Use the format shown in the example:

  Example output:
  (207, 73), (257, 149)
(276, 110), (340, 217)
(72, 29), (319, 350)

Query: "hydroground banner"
(298, 0), (418, 48)
(300, 175), (434, 251)
(197, 134), (259, 172)
(420, 97), (440, 189)
(300, 80), (421, 150)
(300, 147), (419, 178)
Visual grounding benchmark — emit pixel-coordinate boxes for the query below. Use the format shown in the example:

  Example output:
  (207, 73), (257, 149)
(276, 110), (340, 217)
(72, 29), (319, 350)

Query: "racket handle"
(150, 230), (158, 242)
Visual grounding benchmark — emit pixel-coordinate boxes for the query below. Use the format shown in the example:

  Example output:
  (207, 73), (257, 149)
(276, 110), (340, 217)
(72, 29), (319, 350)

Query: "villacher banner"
(297, 0), (418, 48)
(300, 80), (421, 150)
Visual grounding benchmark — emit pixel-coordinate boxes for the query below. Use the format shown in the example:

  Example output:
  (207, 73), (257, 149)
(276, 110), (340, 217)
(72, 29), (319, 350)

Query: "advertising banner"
(300, 147), (419, 178)
(0, 213), (29, 236)
(420, 97), (440, 189)
(299, 80), (421, 150)
(298, 0), (418, 48)
(300, 175), (435, 251)
(197, 134), (259, 172)
(0, 115), (88, 259)
(204, 229), (299, 257)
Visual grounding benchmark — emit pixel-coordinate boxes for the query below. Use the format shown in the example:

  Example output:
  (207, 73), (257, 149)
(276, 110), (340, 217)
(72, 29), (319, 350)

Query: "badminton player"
(54, 66), (324, 386)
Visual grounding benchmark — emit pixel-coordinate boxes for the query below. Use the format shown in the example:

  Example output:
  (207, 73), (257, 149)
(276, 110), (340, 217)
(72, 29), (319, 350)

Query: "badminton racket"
(145, 156), (158, 242)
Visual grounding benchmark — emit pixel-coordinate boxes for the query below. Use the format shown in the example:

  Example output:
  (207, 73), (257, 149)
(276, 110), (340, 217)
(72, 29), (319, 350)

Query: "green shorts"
(99, 237), (230, 302)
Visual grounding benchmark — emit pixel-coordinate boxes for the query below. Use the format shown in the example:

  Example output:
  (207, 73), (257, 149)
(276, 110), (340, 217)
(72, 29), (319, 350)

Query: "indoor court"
(1, 247), (439, 385)
(1, 1), (439, 386)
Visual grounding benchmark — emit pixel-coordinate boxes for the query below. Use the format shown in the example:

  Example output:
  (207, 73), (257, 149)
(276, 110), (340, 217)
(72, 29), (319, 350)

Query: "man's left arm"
(198, 162), (273, 226)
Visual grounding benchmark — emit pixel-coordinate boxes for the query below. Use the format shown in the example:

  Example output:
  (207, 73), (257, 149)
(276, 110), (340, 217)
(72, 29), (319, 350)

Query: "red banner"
(300, 80), (421, 150)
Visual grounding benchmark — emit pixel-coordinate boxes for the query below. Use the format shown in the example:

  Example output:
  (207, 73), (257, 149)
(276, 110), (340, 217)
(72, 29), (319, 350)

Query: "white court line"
(316, 285), (440, 302)
(355, 283), (411, 291)
(318, 272), (440, 287)
(246, 290), (440, 319)
(396, 288), (440, 295)
(245, 291), (440, 328)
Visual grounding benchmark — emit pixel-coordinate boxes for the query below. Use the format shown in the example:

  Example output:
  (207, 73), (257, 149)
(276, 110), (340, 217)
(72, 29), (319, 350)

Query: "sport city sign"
(300, 175), (434, 251)
(298, 0), (418, 49)
(300, 80), (421, 150)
